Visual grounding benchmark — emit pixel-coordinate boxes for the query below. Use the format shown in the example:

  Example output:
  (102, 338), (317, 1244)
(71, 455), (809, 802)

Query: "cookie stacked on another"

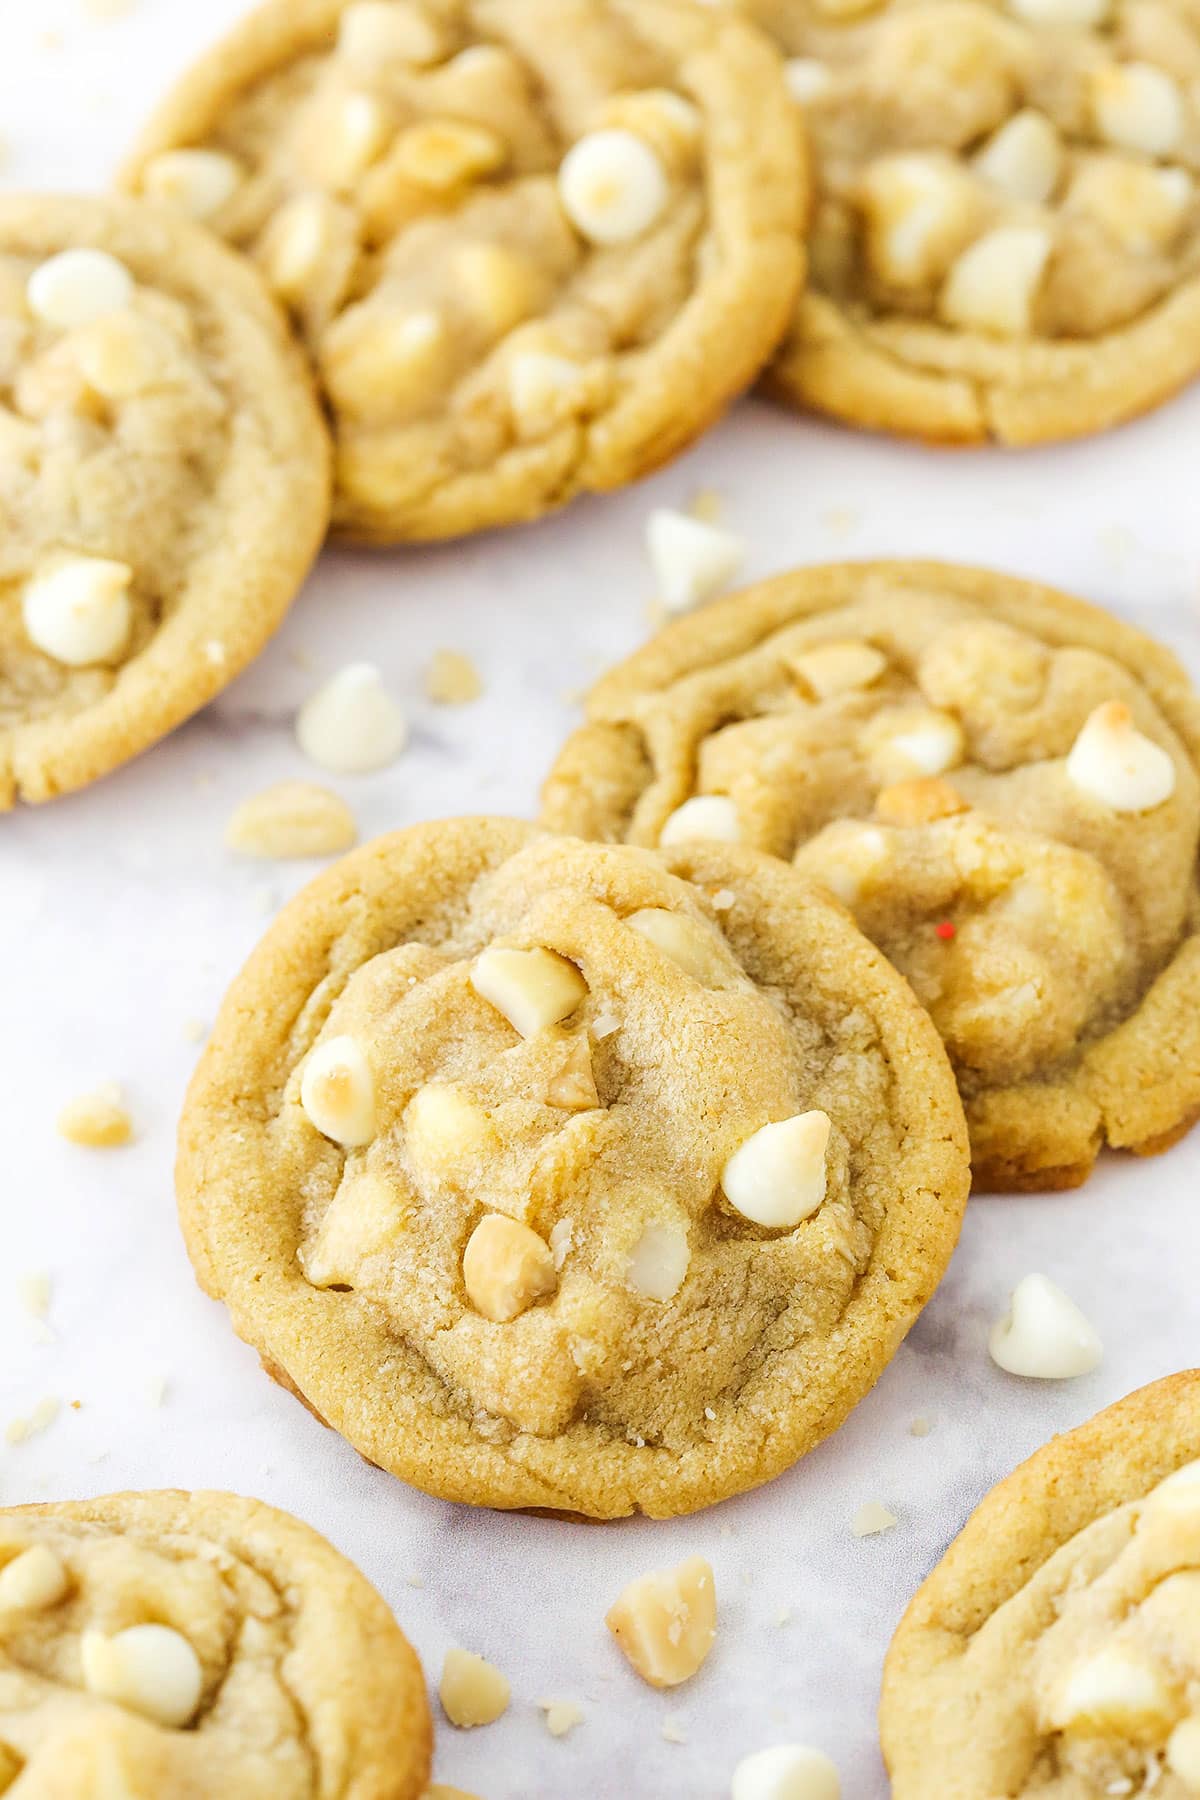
(543, 560), (1200, 1188)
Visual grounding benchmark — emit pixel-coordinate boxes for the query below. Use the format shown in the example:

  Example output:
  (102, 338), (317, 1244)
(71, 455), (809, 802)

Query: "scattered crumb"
(560, 684), (587, 707)
(81, 0), (137, 17)
(86, 1450), (111, 1465)
(425, 649), (483, 706)
(1098, 524), (1137, 570)
(17, 1273), (51, 1319)
(662, 1716), (687, 1745)
(250, 885), (279, 917)
(226, 781), (357, 861)
(440, 1650), (510, 1729)
(193, 770), (215, 792)
(7, 1396), (61, 1445)
(710, 888), (736, 911)
(820, 505), (860, 539)
(57, 1082), (133, 1149)
(909, 1415), (934, 1438)
(741, 1569), (754, 1589)
(719, 1523), (734, 1539)
(146, 1374), (169, 1408)
(775, 1606), (792, 1628)
(182, 1018), (207, 1045)
(405, 1574), (425, 1589)
(688, 488), (723, 524)
(538, 1699), (584, 1739)
(852, 1501), (899, 1538)
(289, 646), (316, 672)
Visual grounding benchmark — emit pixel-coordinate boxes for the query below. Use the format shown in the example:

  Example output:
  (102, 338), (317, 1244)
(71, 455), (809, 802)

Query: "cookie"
(0, 1487), (431, 1796)
(739, 0), (1200, 445)
(0, 193), (330, 810)
(881, 1370), (1200, 1798)
(119, 0), (804, 543)
(541, 560), (1200, 1190)
(176, 818), (968, 1519)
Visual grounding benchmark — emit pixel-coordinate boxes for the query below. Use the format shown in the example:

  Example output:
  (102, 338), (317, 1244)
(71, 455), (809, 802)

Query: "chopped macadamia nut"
(539, 1699), (585, 1738)
(405, 1084), (497, 1180)
(301, 1173), (401, 1287)
(27, 248), (133, 328)
(606, 1556), (717, 1688)
(627, 908), (729, 984)
(989, 1273), (1103, 1378)
(1167, 1717), (1200, 1786)
(973, 110), (1062, 204)
(875, 777), (967, 826)
(864, 709), (964, 784)
(852, 1502), (898, 1538)
(22, 556), (133, 667)
(732, 1744), (842, 1800)
(1066, 701), (1176, 812)
(1051, 1647), (1174, 1736)
(296, 663), (408, 775)
(338, 1), (447, 64)
(440, 1649), (511, 1728)
(629, 1222), (691, 1302)
(815, 821), (890, 904)
(0, 1546), (69, 1614)
(1091, 61), (1184, 155)
(462, 1214), (557, 1323)
(470, 946), (588, 1038)
(142, 149), (242, 219)
(225, 782), (358, 860)
(559, 129), (669, 245)
(721, 1113), (832, 1228)
(81, 1624), (204, 1728)
(659, 794), (741, 847)
(1068, 158), (1193, 254)
(545, 1037), (599, 1111)
(300, 1035), (376, 1148)
(425, 649), (483, 705)
(646, 509), (745, 614)
(791, 640), (887, 699)
(940, 226), (1053, 337)
(57, 1083), (133, 1148)
(859, 153), (978, 287)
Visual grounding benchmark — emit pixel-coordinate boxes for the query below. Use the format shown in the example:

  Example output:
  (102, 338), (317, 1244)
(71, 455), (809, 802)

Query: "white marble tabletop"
(4, 6), (1200, 1798)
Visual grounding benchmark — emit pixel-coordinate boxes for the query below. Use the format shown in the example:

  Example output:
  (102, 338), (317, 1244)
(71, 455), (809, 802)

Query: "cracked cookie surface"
(0, 1488), (431, 1798)
(882, 1371), (1200, 1799)
(542, 561), (1200, 1189)
(740, 0), (1200, 443)
(0, 193), (331, 809)
(120, 0), (804, 542)
(176, 818), (968, 1519)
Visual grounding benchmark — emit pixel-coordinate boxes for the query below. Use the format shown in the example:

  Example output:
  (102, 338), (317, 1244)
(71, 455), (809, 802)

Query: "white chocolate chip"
(1066, 701), (1176, 812)
(973, 110), (1062, 204)
(440, 1649), (511, 1728)
(507, 349), (596, 438)
(141, 149), (242, 219)
(988, 1273), (1103, 1379)
(338, 1), (446, 63)
(405, 1084), (496, 1181)
(732, 1744), (842, 1800)
(627, 908), (728, 983)
(323, 91), (394, 188)
(859, 154), (979, 287)
(324, 308), (451, 419)
(866, 710), (964, 784)
(792, 640), (887, 700)
(0, 1546), (69, 1613)
(57, 1082), (133, 1149)
(559, 129), (669, 245)
(721, 1113), (832, 1229)
(1051, 1648), (1174, 1736)
(470, 947), (588, 1038)
(940, 225), (1053, 337)
(659, 794), (741, 847)
(851, 1501), (898, 1538)
(27, 249), (134, 329)
(258, 195), (340, 304)
(646, 509), (745, 615)
(462, 1214), (557, 1323)
(70, 311), (171, 399)
(81, 1624), (204, 1728)
(1009, 0), (1108, 20)
(296, 663), (408, 775)
(1092, 62), (1184, 156)
(784, 59), (834, 104)
(453, 241), (541, 339)
(300, 1035), (376, 1148)
(810, 822), (890, 905)
(628, 1222), (691, 1302)
(1167, 1717), (1200, 1788)
(22, 556), (132, 667)
(606, 1557), (717, 1689)
(225, 782), (357, 860)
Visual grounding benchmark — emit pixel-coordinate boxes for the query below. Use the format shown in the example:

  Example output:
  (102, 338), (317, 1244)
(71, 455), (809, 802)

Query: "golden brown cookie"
(0, 193), (331, 810)
(0, 1488), (431, 1797)
(881, 1370), (1200, 1798)
(740, 0), (1200, 444)
(176, 818), (968, 1519)
(119, 0), (804, 542)
(541, 561), (1200, 1190)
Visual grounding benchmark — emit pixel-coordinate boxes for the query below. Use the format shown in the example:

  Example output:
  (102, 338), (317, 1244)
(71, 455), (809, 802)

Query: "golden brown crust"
(0, 192), (331, 809)
(177, 816), (968, 1518)
(542, 560), (1200, 1190)
(120, 0), (805, 542)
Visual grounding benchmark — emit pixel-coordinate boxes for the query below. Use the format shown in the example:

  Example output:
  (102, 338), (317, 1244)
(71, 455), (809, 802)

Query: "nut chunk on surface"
(439, 1649), (510, 1729)
(606, 1556), (717, 1688)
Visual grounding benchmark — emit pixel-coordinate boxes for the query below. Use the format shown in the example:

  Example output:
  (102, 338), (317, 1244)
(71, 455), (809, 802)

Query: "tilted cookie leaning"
(119, 0), (805, 543)
(881, 1370), (1200, 1798)
(542, 561), (1200, 1190)
(0, 193), (331, 809)
(738, 0), (1200, 444)
(176, 818), (968, 1519)
(0, 1488), (431, 1796)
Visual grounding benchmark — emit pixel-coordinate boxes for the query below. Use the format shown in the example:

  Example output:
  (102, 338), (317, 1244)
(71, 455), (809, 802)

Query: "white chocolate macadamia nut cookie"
(0, 194), (330, 809)
(739, 0), (1200, 444)
(883, 1370), (1200, 1799)
(0, 1489), (431, 1797)
(542, 561), (1200, 1191)
(122, 0), (804, 543)
(177, 818), (967, 1518)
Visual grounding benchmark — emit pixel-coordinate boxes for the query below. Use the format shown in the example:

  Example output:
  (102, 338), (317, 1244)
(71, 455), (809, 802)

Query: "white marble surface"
(4, 6), (1200, 1798)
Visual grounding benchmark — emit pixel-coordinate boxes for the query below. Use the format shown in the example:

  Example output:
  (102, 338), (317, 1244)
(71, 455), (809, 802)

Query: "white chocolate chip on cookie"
(1066, 701), (1176, 812)
(296, 663), (408, 775)
(338, 1), (447, 64)
(606, 1557), (717, 1689)
(440, 1649), (511, 1728)
(27, 248), (134, 328)
(659, 794), (741, 847)
(629, 1221), (691, 1302)
(22, 556), (133, 668)
(322, 307), (451, 420)
(1092, 61), (1184, 156)
(859, 154), (979, 287)
(463, 1214), (557, 1322)
(940, 225), (1053, 337)
(470, 947), (588, 1038)
(390, 120), (506, 192)
(1050, 1646), (1174, 1736)
(405, 1084), (497, 1180)
(1167, 1717), (1200, 1787)
(558, 129), (669, 246)
(300, 1036), (376, 1148)
(1068, 158), (1193, 254)
(732, 1744), (842, 1800)
(989, 1273), (1103, 1379)
(0, 1546), (69, 1614)
(1145, 1457), (1200, 1515)
(721, 1112), (832, 1229)
(864, 709), (964, 783)
(810, 821), (891, 904)
(973, 110), (1062, 204)
(792, 640), (887, 700)
(785, 59), (834, 104)
(627, 908), (729, 983)
(507, 349), (597, 439)
(81, 1623), (204, 1728)
(142, 149), (243, 219)
(646, 508), (746, 614)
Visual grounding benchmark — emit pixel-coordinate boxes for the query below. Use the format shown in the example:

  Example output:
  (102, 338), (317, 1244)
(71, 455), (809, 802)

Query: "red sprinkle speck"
(936, 921), (957, 941)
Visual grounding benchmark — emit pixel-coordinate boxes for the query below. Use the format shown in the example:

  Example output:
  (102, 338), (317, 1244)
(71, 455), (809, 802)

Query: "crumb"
(81, 0), (137, 17)
(852, 1502), (898, 1538)
(719, 1523), (734, 1539)
(741, 1569), (754, 1588)
(775, 1607), (792, 1627)
(710, 888), (736, 911)
(560, 685), (587, 707)
(290, 646), (316, 672)
(820, 505), (860, 539)
(146, 1374), (169, 1408)
(909, 1415), (934, 1438)
(182, 1018), (207, 1045)
(17, 1273), (51, 1319)
(57, 1082), (133, 1149)
(250, 884), (278, 917)
(8, 1396), (61, 1445)
(425, 649), (483, 705)
(688, 488), (723, 524)
(406, 1575), (425, 1589)
(538, 1699), (584, 1739)
(226, 781), (357, 861)
(1098, 524), (1137, 570)
(662, 1716), (687, 1745)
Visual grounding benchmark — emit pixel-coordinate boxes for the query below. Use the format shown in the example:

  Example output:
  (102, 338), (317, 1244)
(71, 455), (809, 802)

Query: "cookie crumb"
(8, 1397), (61, 1445)
(688, 487), (723, 524)
(909, 1415), (933, 1437)
(251, 885), (279, 917)
(775, 1606), (792, 1627)
(182, 1018), (207, 1045)
(146, 1374), (170, 1408)
(439, 1650), (510, 1729)
(226, 781), (358, 861)
(17, 1273), (51, 1319)
(82, 0), (137, 17)
(406, 1575), (425, 1589)
(820, 505), (860, 539)
(591, 1010), (622, 1041)
(710, 888), (736, 911)
(662, 1715), (687, 1744)
(57, 1082), (133, 1148)
(852, 1501), (898, 1538)
(538, 1699), (584, 1739)
(425, 649), (483, 705)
